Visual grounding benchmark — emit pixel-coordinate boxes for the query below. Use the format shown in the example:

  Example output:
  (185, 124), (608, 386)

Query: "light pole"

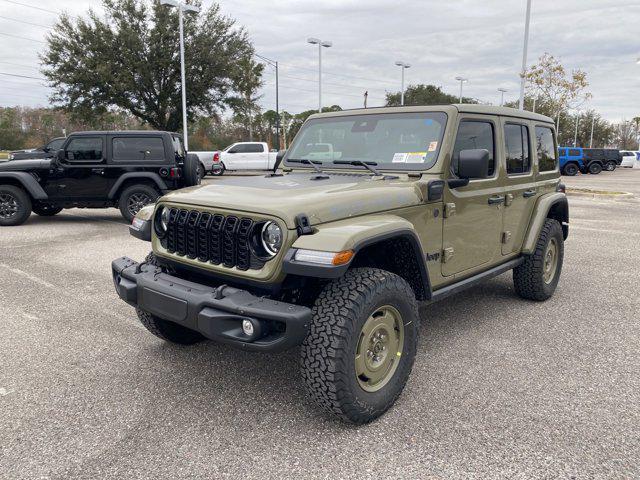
(160, 0), (200, 151)
(455, 76), (467, 103)
(497, 88), (508, 106)
(589, 116), (595, 148)
(574, 112), (580, 147)
(518, 0), (532, 110)
(395, 61), (411, 106)
(255, 53), (280, 149)
(307, 37), (332, 112)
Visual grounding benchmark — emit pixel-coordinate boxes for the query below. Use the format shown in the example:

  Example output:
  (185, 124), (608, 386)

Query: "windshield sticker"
(406, 152), (427, 163)
(428, 141), (438, 152)
(392, 152), (408, 163)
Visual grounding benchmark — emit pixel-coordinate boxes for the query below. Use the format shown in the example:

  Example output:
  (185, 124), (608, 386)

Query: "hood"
(0, 158), (51, 171)
(160, 172), (425, 228)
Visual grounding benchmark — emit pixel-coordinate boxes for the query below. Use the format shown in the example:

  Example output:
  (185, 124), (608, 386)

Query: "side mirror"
(458, 148), (489, 179)
(273, 149), (287, 173)
(56, 149), (65, 161)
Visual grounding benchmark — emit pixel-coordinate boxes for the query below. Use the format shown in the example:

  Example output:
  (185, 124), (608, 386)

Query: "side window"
(228, 144), (244, 153)
(535, 126), (557, 172)
(568, 149), (581, 156)
(65, 137), (103, 161)
(172, 135), (185, 157)
(452, 121), (495, 177)
(112, 137), (165, 162)
(504, 124), (531, 175)
(245, 143), (264, 153)
(47, 138), (65, 151)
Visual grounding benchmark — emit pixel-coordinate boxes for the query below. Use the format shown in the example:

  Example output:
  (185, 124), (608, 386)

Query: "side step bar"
(428, 258), (524, 304)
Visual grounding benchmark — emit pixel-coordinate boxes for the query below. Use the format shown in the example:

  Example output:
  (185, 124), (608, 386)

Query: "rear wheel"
(32, 204), (63, 216)
(0, 185), (31, 226)
(513, 218), (564, 301)
(588, 162), (602, 174)
(118, 184), (159, 223)
(605, 161), (616, 171)
(300, 268), (419, 424)
(562, 163), (579, 176)
(211, 163), (225, 176)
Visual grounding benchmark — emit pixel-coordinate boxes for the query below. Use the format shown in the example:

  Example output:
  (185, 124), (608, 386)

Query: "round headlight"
(160, 207), (170, 231)
(261, 221), (282, 256)
(155, 206), (170, 237)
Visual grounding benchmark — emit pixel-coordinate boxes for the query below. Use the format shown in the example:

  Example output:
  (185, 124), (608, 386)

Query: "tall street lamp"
(518, 0), (532, 110)
(255, 53), (280, 149)
(160, 0), (200, 151)
(498, 88), (508, 106)
(395, 61), (411, 106)
(307, 38), (332, 112)
(455, 76), (467, 103)
(574, 112), (580, 147)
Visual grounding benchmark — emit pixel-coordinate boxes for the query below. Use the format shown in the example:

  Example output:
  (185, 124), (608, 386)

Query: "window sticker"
(392, 152), (408, 163)
(406, 152), (427, 163)
(428, 141), (438, 152)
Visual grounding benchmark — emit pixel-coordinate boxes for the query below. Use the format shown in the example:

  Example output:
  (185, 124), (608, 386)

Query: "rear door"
(52, 135), (112, 200)
(442, 116), (504, 276)
(534, 125), (560, 196)
(501, 120), (537, 255)
(243, 143), (269, 170)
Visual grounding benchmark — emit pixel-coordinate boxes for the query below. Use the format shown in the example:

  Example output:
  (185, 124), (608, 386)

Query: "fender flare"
(282, 214), (432, 300)
(0, 172), (48, 200)
(108, 173), (168, 200)
(522, 193), (569, 254)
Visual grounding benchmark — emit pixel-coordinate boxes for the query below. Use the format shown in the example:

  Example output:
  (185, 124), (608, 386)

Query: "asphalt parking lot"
(1, 169), (639, 479)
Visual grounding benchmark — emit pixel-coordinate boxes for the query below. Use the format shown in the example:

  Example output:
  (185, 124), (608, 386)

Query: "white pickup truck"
(192, 142), (278, 176)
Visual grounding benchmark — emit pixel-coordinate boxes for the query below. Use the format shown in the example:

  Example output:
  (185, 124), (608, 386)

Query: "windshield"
(285, 112), (447, 170)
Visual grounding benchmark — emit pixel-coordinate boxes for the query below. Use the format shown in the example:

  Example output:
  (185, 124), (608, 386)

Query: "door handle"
(91, 168), (105, 174)
(488, 195), (505, 205)
(523, 189), (537, 198)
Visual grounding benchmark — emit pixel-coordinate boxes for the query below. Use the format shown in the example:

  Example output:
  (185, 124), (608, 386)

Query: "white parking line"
(570, 225), (640, 236)
(0, 264), (56, 289)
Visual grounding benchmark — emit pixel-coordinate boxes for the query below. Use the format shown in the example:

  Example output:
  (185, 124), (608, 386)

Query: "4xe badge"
(425, 251), (440, 262)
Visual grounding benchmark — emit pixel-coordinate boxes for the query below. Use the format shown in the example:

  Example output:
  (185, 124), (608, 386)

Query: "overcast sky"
(0, 0), (638, 121)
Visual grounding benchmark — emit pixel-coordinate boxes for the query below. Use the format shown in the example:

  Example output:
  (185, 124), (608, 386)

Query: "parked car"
(8, 137), (66, 161)
(189, 150), (215, 178)
(583, 148), (621, 171)
(0, 130), (201, 226)
(558, 147), (584, 176)
(113, 104), (568, 424)
(620, 151), (639, 168)
(208, 142), (278, 175)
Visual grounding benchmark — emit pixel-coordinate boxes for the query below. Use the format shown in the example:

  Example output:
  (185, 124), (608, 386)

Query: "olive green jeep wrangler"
(112, 105), (568, 424)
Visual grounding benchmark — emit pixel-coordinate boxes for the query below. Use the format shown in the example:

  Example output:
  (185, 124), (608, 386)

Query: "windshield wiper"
(287, 158), (326, 174)
(332, 160), (382, 176)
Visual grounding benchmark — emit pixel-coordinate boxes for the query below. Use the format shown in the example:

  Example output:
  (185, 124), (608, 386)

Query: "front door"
(51, 136), (112, 200)
(442, 117), (503, 277)
(501, 121), (537, 255)
(243, 143), (268, 170)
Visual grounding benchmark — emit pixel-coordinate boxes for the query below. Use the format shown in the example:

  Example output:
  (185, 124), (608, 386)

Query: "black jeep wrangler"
(0, 130), (201, 226)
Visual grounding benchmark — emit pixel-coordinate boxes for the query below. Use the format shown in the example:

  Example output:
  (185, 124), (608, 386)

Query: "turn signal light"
(169, 167), (181, 178)
(294, 249), (354, 266)
(213, 152), (220, 163)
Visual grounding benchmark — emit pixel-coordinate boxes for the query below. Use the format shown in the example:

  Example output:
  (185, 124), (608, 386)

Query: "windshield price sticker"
(406, 152), (427, 163)
(392, 152), (408, 163)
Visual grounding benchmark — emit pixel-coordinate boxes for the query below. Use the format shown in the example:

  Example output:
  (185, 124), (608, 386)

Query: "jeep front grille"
(161, 208), (265, 271)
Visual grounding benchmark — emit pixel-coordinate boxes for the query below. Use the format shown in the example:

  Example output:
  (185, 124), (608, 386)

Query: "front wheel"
(300, 268), (419, 424)
(0, 185), (31, 226)
(513, 218), (564, 301)
(605, 161), (617, 172)
(118, 184), (159, 223)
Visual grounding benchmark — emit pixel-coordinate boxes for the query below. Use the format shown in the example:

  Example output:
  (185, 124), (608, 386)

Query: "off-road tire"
(0, 185), (31, 226)
(198, 162), (206, 179)
(136, 308), (205, 345)
(588, 162), (602, 174)
(183, 153), (202, 187)
(300, 268), (420, 424)
(32, 204), (63, 216)
(118, 184), (159, 223)
(605, 161), (617, 172)
(513, 218), (564, 301)
(562, 163), (578, 176)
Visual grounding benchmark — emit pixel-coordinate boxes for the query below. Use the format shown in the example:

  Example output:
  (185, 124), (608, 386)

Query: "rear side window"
(65, 137), (103, 161)
(504, 124), (530, 174)
(112, 137), (165, 162)
(453, 121), (495, 177)
(535, 126), (557, 172)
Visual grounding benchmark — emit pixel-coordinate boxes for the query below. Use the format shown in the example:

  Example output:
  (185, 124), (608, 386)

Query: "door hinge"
(504, 193), (514, 206)
(444, 202), (456, 218)
(443, 247), (454, 263)
(502, 231), (512, 244)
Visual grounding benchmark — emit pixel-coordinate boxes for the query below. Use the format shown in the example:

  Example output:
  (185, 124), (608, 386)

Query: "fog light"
(242, 319), (254, 336)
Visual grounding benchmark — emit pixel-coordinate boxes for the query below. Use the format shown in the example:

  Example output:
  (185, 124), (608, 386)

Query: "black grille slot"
(222, 216), (239, 268)
(162, 208), (268, 271)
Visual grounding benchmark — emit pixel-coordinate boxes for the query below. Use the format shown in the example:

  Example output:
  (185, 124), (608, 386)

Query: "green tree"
(0, 108), (27, 150)
(228, 56), (264, 140)
(385, 84), (476, 106)
(41, 0), (256, 131)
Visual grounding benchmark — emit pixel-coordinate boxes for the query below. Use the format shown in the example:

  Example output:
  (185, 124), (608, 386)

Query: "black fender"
(108, 173), (168, 199)
(0, 172), (48, 200)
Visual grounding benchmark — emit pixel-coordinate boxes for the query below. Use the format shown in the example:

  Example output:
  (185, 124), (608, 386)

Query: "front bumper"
(112, 257), (311, 352)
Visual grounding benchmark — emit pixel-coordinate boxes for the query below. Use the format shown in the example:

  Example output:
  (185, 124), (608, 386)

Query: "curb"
(566, 189), (634, 200)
